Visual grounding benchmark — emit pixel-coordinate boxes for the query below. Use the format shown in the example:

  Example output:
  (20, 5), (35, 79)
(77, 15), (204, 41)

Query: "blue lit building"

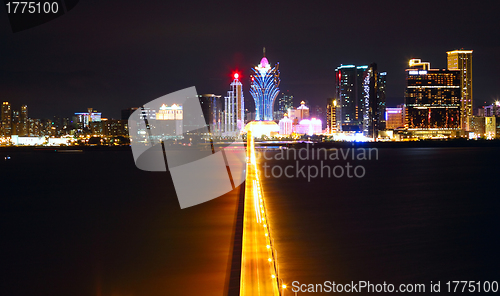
(362, 63), (387, 138)
(335, 65), (368, 131)
(335, 64), (386, 136)
(250, 49), (280, 121)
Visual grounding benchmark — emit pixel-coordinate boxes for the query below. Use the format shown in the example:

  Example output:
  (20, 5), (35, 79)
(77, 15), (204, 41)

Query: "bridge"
(239, 132), (284, 296)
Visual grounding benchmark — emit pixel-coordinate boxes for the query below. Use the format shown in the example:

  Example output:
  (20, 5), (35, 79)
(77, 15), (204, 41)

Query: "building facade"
(294, 118), (322, 135)
(335, 65), (369, 131)
(363, 63), (386, 138)
(197, 94), (223, 137)
(19, 105), (28, 136)
(224, 73), (244, 136)
(288, 101), (309, 124)
(74, 108), (102, 130)
(385, 106), (404, 129)
(154, 103), (183, 136)
(405, 59), (461, 131)
(278, 116), (293, 135)
(447, 50), (473, 131)
(1, 102), (12, 136)
(326, 98), (338, 133)
(250, 49), (280, 121)
(276, 91), (294, 120)
(90, 119), (130, 137)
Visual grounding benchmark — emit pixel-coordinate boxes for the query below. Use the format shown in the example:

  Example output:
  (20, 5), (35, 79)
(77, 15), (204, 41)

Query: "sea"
(1, 146), (499, 295)
(259, 146), (500, 295)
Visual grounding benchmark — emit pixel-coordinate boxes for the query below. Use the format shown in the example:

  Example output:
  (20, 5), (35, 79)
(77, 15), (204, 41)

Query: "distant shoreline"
(0, 146), (132, 153)
(1, 139), (500, 153)
(258, 140), (500, 149)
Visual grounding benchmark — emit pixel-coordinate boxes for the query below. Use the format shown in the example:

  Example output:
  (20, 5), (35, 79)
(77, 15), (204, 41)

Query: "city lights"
(3, 4), (499, 296)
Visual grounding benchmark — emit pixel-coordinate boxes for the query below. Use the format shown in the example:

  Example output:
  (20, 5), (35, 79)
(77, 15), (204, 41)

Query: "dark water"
(2, 147), (500, 296)
(259, 147), (500, 294)
(0, 149), (240, 296)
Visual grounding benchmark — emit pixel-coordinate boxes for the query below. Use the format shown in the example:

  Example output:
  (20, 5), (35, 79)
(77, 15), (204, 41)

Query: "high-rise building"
(224, 73), (244, 136)
(1, 102), (12, 136)
(447, 50), (473, 131)
(11, 110), (20, 135)
(326, 98), (338, 133)
(20, 105), (28, 136)
(405, 59), (461, 130)
(363, 63), (386, 138)
(335, 65), (368, 131)
(28, 118), (41, 136)
(276, 91), (294, 120)
(250, 48), (280, 121)
(198, 94), (223, 137)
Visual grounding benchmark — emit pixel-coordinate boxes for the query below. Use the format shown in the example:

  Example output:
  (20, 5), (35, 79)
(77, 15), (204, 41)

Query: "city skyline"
(2, 2), (500, 295)
(2, 50), (498, 141)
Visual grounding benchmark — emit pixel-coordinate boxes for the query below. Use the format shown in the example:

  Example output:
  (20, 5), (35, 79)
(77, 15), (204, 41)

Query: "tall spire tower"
(250, 49), (280, 121)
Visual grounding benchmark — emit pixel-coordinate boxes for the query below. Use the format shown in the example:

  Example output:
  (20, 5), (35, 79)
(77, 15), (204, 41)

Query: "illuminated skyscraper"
(363, 63), (386, 138)
(1, 102), (12, 136)
(20, 105), (28, 136)
(405, 59), (461, 130)
(276, 91), (294, 120)
(224, 73), (244, 136)
(335, 65), (368, 131)
(447, 50), (473, 131)
(250, 48), (280, 121)
(326, 98), (338, 133)
(197, 94), (223, 137)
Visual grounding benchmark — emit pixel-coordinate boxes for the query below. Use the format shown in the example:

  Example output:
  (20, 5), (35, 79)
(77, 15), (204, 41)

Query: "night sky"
(1, 0), (499, 119)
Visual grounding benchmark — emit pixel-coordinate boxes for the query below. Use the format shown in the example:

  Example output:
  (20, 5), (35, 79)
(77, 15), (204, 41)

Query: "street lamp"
(281, 279), (287, 295)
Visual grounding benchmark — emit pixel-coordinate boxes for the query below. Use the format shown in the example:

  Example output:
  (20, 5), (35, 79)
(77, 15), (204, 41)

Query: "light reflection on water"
(259, 147), (500, 294)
